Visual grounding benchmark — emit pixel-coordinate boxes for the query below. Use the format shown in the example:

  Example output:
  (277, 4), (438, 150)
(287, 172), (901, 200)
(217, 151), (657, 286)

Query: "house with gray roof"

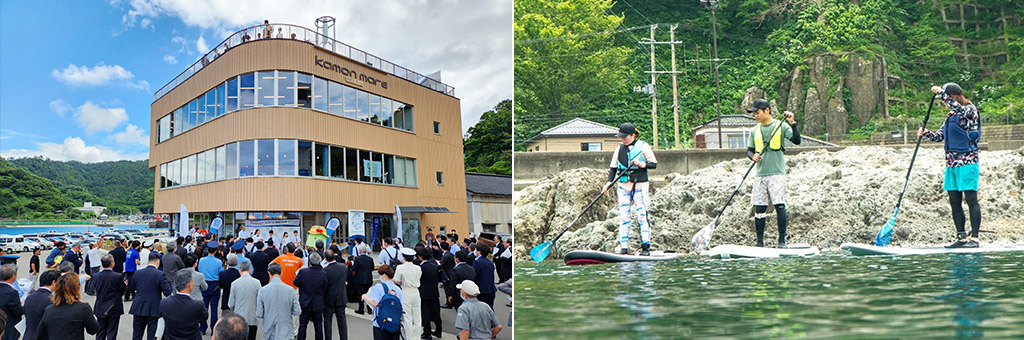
(524, 118), (620, 152)
(466, 172), (512, 235)
(692, 115), (835, 148)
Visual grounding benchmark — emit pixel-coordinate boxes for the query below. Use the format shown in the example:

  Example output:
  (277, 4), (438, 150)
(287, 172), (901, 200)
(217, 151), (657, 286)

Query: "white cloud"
(196, 34), (208, 54)
(163, 55), (178, 64)
(51, 63), (150, 90)
(111, 0), (513, 133)
(111, 124), (150, 146)
(1, 137), (147, 163)
(49, 99), (72, 117)
(76, 101), (129, 133)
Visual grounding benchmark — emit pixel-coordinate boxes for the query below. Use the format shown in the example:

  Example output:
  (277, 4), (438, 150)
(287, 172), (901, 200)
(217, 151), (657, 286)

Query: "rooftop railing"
(153, 23), (456, 101)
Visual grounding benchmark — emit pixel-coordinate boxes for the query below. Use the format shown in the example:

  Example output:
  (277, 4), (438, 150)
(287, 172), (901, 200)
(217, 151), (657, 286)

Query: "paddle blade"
(691, 220), (716, 250)
(875, 208), (899, 246)
(530, 241), (553, 262)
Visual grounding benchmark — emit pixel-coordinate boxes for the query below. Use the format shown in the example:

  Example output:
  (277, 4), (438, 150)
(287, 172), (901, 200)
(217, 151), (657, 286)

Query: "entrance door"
(402, 218), (420, 245)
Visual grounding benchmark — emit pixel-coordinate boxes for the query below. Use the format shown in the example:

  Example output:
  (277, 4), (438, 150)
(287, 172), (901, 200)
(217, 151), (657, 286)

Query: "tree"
(465, 99), (513, 175)
(514, 0), (634, 150)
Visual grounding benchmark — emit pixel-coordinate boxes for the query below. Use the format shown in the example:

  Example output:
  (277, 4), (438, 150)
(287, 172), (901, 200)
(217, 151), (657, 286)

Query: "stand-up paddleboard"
(702, 243), (820, 259)
(841, 243), (1024, 256)
(564, 249), (684, 265)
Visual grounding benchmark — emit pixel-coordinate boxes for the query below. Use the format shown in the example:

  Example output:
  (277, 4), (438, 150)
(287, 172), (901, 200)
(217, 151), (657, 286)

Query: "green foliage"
(465, 100), (513, 175)
(0, 158), (77, 218)
(6, 157), (154, 215)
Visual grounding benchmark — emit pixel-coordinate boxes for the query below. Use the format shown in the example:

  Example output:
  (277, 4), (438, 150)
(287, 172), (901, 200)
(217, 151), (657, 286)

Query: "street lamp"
(701, 0), (723, 148)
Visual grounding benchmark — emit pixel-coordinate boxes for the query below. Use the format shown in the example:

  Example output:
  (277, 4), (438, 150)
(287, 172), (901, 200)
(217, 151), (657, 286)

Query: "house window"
(436, 171), (444, 185)
(483, 223), (497, 233)
(581, 142), (602, 152)
(728, 135), (745, 148)
(433, 121), (441, 135)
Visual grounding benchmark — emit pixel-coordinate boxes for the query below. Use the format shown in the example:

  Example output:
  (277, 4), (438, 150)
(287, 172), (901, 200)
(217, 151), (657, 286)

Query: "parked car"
(24, 237), (51, 250)
(0, 235), (40, 253)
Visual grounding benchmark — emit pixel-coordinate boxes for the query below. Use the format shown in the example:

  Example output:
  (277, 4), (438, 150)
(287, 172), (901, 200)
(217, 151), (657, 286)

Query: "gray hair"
(238, 261), (251, 273)
(308, 253), (322, 265)
(101, 254), (114, 268)
(214, 311), (248, 340)
(167, 241), (177, 252)
(58, 261), (74, 273)
(0, 264), (16, 281)
(268, 262), (282, 276)
(226, 253), (238, 266)
(174, 268), (194, 291)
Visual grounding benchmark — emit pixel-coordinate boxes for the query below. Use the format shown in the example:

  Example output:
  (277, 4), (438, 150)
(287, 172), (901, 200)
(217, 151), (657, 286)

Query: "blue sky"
(1, 0), (512, 163)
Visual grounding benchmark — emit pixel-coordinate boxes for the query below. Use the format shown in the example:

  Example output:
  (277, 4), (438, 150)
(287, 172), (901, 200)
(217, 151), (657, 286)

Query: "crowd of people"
(0, 227), (511, 340)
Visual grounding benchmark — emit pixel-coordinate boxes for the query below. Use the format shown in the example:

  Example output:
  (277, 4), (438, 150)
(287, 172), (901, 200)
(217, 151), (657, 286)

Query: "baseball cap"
(456, 280), (480, 296)
(616, 123), (637, 138)
(746, 99), (770, 113)
(942, 82), (963, 95)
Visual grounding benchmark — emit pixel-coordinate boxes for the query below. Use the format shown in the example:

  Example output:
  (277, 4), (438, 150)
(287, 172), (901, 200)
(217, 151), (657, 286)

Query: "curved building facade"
(149, 24), (466, 246)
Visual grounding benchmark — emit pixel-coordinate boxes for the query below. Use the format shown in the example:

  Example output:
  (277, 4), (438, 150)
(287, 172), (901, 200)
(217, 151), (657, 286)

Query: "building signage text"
(315, 55), (388, 89)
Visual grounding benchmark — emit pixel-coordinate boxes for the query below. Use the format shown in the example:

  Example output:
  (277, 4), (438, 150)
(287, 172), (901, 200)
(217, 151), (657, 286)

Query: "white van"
(0, 235), (40, 253)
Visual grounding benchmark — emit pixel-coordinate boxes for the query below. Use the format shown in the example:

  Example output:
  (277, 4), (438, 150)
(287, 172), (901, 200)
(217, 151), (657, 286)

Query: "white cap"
(400, 247), (416, 257)
(456, 280), (480, 296)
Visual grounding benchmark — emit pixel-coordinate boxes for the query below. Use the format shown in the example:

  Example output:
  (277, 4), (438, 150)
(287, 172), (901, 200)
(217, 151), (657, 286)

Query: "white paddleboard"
(841, 242), (1024, 256)
(702, 243), (820, 259)
(564, 249), (684, 265)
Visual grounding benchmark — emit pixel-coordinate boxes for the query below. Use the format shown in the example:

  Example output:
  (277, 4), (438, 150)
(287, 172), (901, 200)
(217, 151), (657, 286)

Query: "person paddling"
(918, 83), (982, 248)
(601, 123), (658, 256)
(746, 99), (801, 248)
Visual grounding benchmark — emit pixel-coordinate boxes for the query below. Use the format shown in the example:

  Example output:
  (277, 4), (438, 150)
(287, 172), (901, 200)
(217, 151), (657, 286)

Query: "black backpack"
(385, 247), (402, 268)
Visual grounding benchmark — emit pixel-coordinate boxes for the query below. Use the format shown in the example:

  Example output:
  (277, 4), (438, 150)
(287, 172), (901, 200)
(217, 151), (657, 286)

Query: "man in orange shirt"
(271, 243), (303, 288)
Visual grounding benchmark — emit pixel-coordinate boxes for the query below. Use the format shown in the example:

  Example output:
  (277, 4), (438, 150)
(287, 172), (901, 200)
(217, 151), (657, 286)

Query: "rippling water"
(515, 252), (1024, 339)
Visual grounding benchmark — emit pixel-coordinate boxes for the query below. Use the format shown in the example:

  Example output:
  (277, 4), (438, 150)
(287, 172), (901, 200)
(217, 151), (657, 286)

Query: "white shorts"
(751, 174), (786, 206)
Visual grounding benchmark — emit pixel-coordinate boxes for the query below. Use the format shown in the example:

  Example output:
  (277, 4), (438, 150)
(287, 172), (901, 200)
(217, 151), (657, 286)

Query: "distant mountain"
(0, 158), (77, 218)
(5, 157), (154, 214)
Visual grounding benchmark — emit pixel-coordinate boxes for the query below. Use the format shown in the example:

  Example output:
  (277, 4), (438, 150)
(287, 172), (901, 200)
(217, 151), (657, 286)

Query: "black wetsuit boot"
(755, 205), (767, 247)
(775, 204), (788, 248)
(640, 243), (650, 256)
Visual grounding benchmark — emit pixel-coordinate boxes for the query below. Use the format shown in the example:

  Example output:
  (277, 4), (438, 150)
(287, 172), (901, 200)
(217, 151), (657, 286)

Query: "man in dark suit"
(322, 249), (348, 340)
(447, 251), (476, 310)
(22, 270), (60, 340)
(109, 239), (128, 273)
(438, 243), (456, 309)
(264, 240), (280, 262)
(0, 264), (23, 340)
(219, 255), (241, 312)
(248, 241), (271, 286)
(161, 269), (208, 340)
(294, 253), (327, 340)
(65, 242), (85, 273)
(163, 242), (186, 285)
(129, 252), (173, 340)
(418, 248), (443, 339)
(174, 236), (188, 259)
(94, 254), (127, 340)
(351, 246), (375, 314)
(473, 245), (498, 308)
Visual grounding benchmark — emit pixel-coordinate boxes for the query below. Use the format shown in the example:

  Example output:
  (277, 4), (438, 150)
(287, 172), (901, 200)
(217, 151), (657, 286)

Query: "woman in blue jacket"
(918, 83), (982, 248)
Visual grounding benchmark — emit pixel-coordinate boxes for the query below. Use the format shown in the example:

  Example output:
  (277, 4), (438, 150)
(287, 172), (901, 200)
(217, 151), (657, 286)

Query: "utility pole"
(671, 24), (680, 149)
(650, 24), (659, 149)
(710, 2), (723, 148)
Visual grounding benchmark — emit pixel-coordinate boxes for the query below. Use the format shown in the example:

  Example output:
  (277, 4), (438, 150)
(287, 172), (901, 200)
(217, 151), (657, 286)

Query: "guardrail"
(154, 23), (456, 100)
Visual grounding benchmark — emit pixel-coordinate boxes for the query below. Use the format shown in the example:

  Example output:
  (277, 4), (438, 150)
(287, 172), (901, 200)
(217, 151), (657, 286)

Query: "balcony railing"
(153, 23), (456, 100)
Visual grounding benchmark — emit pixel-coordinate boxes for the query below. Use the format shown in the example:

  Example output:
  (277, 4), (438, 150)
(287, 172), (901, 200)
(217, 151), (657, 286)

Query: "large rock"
(845, 54), (886, 125)
(786, 67), (804, 113)
(739, 87), (765, 115)
(826, 81), (848, 138)
(515, 147), (1024, 258)
(803, 87), (824, 135)
(783, 52), (887, 139)
(513, 168), (614, 260)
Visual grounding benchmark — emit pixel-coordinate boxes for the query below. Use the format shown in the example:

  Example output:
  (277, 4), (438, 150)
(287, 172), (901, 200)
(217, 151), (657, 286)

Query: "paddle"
(876, 93), (941, 246)
(691, 114), (788, 250)
(530, 149), (644, 262)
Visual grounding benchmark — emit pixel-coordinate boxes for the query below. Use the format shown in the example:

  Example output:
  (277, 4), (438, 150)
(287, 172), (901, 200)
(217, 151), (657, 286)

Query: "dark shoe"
(776, 242), (787, 249)
(945, 239), (969, 248)
(963, 240), (979, 248)
(755, 242), (764, 247)
(421, 335), (431, 340)
(355, 310), (365, 315)
(433, 331), (443, 338)
(440, 304), (453, 309)
(640, 243), (650, 256)
(618, 247), (629, 255)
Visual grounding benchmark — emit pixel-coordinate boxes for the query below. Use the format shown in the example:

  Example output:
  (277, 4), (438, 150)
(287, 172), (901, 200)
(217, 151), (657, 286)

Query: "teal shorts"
(944, 163), (979, 192)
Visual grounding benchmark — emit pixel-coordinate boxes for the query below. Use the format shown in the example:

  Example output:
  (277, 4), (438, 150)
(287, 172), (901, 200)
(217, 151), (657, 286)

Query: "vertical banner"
(370, 216), (381, 249)
(178, 204), (189, 237)
(325, 217), (341, 238)
(348, 210), (365, 238)
(394, 205), (402, 242)
(210, 216), (223, 236)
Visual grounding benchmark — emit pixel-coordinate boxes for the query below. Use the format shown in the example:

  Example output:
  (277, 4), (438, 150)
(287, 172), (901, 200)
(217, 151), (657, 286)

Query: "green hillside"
(0, 158), (79, 219)
(6, 157), (154, 215)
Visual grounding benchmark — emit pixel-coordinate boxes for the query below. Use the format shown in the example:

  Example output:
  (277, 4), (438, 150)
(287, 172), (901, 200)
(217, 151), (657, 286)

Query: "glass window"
(343, 86), (357, 119)
(204, 149), (216, 182)
(433, 121), (441, 135)
(265, 212), (282, 219)
(368, 94), (381, 124)
(278, 139), (295, 176)
(196, 95), (207, 126)
(215, 84), (226, 117)
(405, 158), (416, 186)
(216, 146), (226, 180)
(315, 143), (329, 176)
(359, 149), (371, 182)
(436, 171), (444, 185)
(297, 73), (312, 108)
(328, 81), (344, 116)
(345, 148), (358, 180)
(226, 77), (239, 112)
(373, 152), (383, 183)
(204, 90), (215, 123)
(240, 73), (255, 108)
(357, 90), (370, 122)
(297, 141), (312, 176)
(312, 76), (327, 112)
(160, 163), (167, 188)
(195, 151), (205, 183)
(404, 105), (414, 131)
(279, 71), (295, 107)
(226, 142), (238, 179)
(381, 98), (393, 127)
(393, 101), (405, 130)
(258, 71), (276, 107)
(330, 146), (345, 179)
(187, 154), (197, 185)
(159, 116), (170, 142)
(239, 140), (254, 177)
(394, 156), (406, 186)
(169, 160), (178, 187)
(173, 108), (182, 137)
(384, 155), (394, 184)
(257, 139), (275, 176)
(188, 99), (198, 130)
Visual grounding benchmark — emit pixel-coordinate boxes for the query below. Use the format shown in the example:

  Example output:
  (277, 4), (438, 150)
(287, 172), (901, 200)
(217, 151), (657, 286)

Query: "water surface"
(515, 252), (1024, 339)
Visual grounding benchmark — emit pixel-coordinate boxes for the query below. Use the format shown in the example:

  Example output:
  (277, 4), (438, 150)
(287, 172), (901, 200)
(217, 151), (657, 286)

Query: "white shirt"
(238, 230), (250, 239)
(87, 248), (103, 267)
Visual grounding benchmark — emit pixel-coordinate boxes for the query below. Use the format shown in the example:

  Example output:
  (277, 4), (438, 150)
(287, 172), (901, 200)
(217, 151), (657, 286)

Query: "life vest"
(753, 120), (783, 153)
(616, 140), (647, 183)
(942, 113), (981, 153)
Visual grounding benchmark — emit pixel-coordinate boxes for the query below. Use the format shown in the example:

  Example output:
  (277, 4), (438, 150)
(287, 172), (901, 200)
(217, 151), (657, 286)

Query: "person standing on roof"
(601, 123), (658, 256)
(918, 83), (983, 248)
(746, 99), (801, 248)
